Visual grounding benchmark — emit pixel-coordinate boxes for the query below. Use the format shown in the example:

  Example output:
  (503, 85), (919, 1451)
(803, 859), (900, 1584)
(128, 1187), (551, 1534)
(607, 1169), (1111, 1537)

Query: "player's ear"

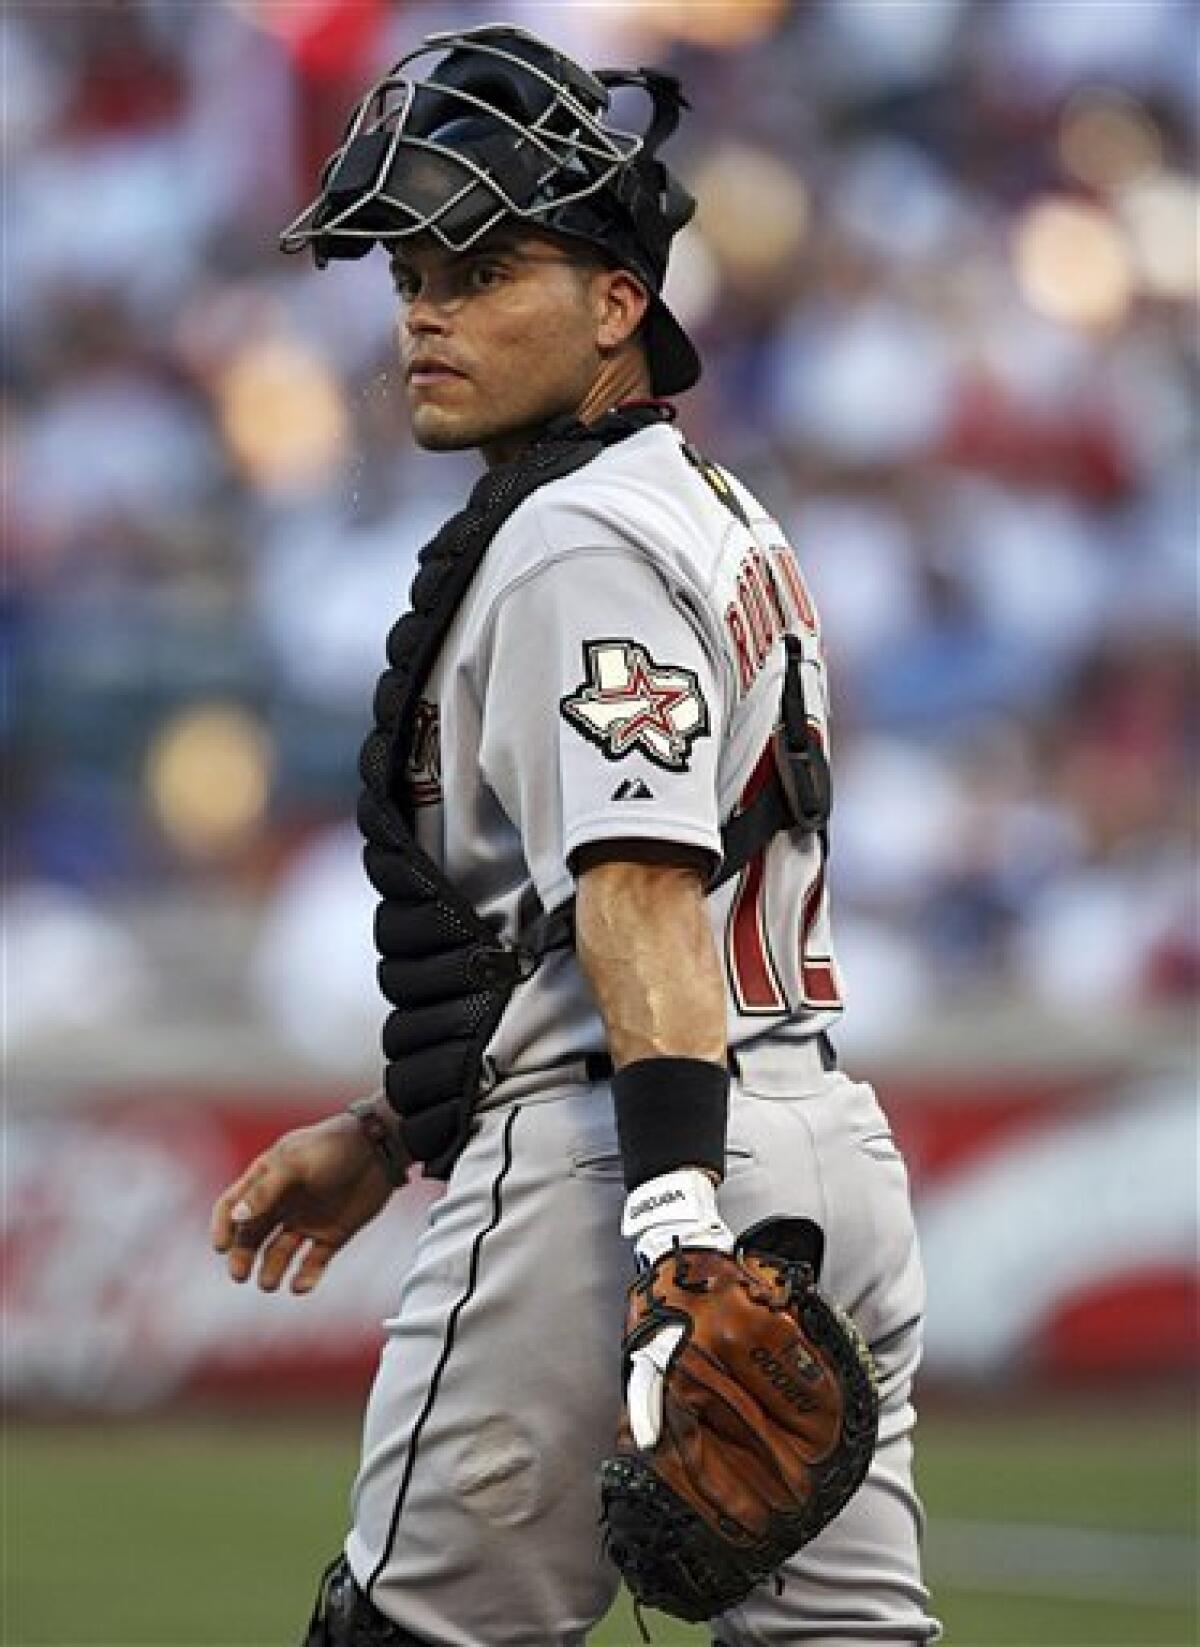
(594, 268), (650, 353)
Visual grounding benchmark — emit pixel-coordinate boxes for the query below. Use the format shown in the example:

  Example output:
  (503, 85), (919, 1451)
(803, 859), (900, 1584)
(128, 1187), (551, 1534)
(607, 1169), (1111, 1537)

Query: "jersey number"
(725, 750), (841, 1014)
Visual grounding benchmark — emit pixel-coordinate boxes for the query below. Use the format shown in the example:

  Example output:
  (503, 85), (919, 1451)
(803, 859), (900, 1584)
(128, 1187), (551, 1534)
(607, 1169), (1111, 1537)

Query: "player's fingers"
(210, 1161), (265, 1251)
(256, 1226), (306, 1293)
(291, 1237), (339, 1296)
(225, 1212), (283, 1285)
(210, 1158), (288, 1253)
(225, 1232), (267, 1285)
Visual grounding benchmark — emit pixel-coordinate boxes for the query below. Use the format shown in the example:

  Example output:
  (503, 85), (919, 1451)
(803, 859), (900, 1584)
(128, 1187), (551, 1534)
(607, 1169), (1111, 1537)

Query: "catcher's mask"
(279, 23), (701, 395)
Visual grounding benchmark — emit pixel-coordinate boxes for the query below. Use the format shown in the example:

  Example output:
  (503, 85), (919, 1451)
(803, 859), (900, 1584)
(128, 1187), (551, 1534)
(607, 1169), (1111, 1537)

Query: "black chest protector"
(358, 404), (829, 1178)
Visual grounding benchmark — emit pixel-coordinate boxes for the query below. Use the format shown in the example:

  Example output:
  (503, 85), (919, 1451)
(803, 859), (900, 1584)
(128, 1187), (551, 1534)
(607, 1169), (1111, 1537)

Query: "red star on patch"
(560, 640), (711, 771)
(603, 656), (692, 754)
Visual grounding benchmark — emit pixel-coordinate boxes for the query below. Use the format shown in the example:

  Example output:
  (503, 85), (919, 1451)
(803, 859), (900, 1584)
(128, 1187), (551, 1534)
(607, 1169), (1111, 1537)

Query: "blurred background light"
(772, 298), (957, 463)
(633, 0), (788, 49)
(144, 703), (273, 860)
(174, 282), (290, 382)
(1059, 87), (1164, 193)
(831, 139), (963, 266)
(820, 0), (965, 92)
(693, 143), (809, 287)
(0, 14), (69, 153)
(6, 884), (149, 1049)
(1014, 197), (1134, 330)
(215, 337), (348, 494)
(1118, 173), (1200, 301)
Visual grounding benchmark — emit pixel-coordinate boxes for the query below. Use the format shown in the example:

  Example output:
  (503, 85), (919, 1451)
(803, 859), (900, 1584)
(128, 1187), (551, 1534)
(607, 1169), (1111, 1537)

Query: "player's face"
(391, 230), (631, 462)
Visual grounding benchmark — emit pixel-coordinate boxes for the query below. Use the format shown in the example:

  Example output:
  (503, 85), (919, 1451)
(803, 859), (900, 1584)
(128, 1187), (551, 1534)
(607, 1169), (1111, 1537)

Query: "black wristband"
(612, 1056), (729, 1192)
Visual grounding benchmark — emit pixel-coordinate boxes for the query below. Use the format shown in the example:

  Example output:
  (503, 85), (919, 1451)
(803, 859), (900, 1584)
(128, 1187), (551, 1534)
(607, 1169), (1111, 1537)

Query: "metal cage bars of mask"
(279, 29), (647, 257)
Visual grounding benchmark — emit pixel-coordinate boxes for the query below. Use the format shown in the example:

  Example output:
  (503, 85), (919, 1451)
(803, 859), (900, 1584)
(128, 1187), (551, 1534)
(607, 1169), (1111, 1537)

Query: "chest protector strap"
(362, 405), (832, 1179)
(359, 404), (674, 1177)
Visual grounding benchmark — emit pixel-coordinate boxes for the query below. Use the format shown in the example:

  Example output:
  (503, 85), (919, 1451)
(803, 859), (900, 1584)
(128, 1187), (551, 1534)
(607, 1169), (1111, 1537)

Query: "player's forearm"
(575, 857), (727, 1068)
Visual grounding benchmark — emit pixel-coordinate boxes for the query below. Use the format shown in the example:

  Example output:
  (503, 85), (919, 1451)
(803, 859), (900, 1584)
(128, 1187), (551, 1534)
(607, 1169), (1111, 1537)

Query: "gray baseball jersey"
(341, 417), (938, 1645)
(403, 418), (843, 1084)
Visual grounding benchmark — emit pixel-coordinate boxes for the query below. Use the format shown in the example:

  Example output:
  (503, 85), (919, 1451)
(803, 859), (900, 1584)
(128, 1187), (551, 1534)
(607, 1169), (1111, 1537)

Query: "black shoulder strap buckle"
(709, 635), (831, 893)
(775, 634), (831, 835)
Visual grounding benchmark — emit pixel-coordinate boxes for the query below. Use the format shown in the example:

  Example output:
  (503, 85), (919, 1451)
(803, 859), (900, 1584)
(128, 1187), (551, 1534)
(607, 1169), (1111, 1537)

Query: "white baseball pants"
(345, 1039), (940, 1646)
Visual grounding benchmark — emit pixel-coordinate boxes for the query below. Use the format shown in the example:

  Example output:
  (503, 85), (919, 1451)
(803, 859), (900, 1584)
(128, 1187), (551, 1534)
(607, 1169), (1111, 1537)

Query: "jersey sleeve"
(477, 546), (726, 912)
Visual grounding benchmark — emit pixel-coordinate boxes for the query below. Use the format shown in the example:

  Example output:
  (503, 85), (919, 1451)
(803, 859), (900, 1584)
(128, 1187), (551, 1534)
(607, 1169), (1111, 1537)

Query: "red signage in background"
(5, 1098), (439, 1410)
(235, 0), (391, 194)
(4, 1074), (1195, 1412)
(892, 1074), (1197, 1385)
(237, 0), (388, 81)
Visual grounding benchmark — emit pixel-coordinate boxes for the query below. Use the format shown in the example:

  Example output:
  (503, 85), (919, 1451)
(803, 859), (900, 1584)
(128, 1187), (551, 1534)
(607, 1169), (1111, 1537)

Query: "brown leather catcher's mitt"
(598, 1217), (879, 1623)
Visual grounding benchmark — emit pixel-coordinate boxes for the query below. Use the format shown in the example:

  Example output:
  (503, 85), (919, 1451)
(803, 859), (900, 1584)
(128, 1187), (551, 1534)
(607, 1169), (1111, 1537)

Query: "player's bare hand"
(210, 1114), (396, 1295)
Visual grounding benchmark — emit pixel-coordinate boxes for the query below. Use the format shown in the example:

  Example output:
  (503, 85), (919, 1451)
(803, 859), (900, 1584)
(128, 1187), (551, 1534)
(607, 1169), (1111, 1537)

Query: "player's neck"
(575, 351), (654, 431)
(480, 353), (653, 470)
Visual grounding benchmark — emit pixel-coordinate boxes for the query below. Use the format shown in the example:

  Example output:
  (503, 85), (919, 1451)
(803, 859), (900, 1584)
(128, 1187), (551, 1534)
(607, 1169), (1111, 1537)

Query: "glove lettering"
(627, 1187), (688, 1221)
(749, 1343), (822, 1405)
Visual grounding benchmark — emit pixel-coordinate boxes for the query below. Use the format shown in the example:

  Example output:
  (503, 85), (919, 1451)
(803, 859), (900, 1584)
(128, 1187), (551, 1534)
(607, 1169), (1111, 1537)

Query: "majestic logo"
(612, 777), (655, 802)
(560, 640), (710, 772)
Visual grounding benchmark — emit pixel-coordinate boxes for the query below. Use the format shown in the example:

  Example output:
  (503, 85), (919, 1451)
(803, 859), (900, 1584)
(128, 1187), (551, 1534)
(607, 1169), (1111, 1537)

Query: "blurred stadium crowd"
(6, 0), (1197, 1074)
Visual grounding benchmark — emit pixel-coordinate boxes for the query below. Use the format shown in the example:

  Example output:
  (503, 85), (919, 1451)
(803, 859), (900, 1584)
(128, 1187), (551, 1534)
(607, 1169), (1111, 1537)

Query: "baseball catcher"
(211, 23), (937, 1647)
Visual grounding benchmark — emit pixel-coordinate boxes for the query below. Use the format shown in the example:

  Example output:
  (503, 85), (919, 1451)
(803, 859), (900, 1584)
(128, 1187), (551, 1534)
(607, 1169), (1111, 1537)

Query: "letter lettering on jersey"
(752, 547), (789, 636)
(725, 739), (841, 1017)
(725, 545), (822, 699)
(725, 604), (756, 694)
(771, 544), (819, 638)
(738, 572), (772, 669)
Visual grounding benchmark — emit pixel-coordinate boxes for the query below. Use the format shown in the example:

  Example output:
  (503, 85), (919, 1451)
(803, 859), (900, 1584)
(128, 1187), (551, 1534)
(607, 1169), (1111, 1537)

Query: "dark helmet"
(279, 24), (700, 395)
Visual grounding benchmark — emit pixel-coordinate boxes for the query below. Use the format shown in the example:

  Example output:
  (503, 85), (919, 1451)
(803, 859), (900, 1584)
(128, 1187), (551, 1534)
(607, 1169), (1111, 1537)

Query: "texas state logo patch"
(560, 639), (710, 772)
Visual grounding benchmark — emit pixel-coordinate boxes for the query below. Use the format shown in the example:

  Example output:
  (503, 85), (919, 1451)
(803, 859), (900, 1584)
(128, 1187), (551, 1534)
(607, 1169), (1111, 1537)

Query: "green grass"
(4, 1405), (1196, 1646)
(914, 1408), (1197, 1534)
